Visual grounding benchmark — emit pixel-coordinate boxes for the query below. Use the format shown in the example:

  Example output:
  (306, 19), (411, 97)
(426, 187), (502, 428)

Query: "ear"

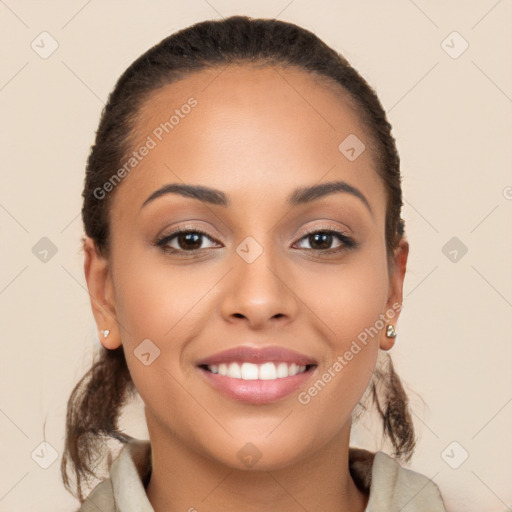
(380, 237), (409, 351)
(83, 236), (121, 350)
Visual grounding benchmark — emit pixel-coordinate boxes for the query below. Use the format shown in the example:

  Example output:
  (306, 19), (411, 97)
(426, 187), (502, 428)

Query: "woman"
(62, 15), (447, 511)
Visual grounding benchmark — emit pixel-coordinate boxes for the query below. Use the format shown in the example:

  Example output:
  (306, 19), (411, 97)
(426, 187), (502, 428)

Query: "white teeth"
(259, 362), (277, 380)
(241, 362), (259, 380)
(207, 362), (308, 380)
(228, 362), (242, 378)
(276, 362), (289, 378)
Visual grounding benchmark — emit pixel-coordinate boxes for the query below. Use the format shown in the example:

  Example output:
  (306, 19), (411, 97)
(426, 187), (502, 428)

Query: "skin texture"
(83, 64), (408, 512)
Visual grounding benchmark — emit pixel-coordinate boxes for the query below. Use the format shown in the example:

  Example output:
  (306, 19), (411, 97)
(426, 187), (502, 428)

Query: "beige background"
(1, 1), (511, 511)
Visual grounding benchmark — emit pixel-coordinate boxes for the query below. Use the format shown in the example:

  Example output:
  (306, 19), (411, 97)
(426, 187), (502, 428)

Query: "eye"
(155, 228), (221, 253)
(293, 229), (356, 253)
(154, 227), (357, 255)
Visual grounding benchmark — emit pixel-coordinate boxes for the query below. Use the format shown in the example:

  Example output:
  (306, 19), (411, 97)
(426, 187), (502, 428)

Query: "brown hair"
(62, 15), (415, 502)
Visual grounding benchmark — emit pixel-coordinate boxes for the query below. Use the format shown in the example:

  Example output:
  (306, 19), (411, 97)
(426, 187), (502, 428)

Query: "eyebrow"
(141, 180), (373, 216)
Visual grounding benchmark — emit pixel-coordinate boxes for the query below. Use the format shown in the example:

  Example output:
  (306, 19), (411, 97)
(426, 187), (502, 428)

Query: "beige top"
(78, 439), (446, 511)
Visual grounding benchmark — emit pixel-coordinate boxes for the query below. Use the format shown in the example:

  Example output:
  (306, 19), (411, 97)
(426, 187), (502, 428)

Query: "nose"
(220, 241), (299, 330)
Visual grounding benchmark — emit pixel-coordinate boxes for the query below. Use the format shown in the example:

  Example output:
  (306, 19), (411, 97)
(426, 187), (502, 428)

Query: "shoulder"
(77, 439), (153, 512)
(76, 478), (115, 512)
(361, 449), (446, 511)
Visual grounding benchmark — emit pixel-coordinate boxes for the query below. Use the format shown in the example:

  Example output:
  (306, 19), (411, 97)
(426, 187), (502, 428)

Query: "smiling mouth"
(199, 361), (317, 380)
(197, 361), (318, 404)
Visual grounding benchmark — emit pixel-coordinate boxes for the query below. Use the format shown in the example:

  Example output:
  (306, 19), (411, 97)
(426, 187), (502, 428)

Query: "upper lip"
(196, 345), (318, 367)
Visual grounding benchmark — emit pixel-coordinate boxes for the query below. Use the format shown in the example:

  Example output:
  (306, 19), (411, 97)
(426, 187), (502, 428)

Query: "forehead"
(135, 63), (368, 144)
(112, 63), (385, 218)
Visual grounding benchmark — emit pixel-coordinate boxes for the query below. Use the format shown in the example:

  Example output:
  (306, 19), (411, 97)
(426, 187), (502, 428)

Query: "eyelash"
(154, 226), (358, 256)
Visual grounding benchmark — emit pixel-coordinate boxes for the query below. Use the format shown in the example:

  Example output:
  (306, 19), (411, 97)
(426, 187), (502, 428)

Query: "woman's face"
(86, 64), (408, 470)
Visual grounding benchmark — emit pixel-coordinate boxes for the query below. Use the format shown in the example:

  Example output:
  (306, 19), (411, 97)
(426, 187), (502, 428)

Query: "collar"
(83, 438), (445, 511)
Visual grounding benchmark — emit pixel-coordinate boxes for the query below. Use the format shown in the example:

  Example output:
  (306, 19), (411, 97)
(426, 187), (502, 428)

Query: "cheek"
(293, 248), (389, 408)
(301, 250), (390, 347)
(111, 250), (219, 395)
(113, 250), (215, 341)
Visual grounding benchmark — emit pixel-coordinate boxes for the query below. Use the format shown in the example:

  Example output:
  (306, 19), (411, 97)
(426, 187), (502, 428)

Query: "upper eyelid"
(161, 223), (350, 239)
(298, 225), (350, 236)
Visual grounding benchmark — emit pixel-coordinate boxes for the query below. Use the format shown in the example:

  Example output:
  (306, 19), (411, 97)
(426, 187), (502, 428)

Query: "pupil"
(179, 233), (202, 250)
(310, 233), (332, 250)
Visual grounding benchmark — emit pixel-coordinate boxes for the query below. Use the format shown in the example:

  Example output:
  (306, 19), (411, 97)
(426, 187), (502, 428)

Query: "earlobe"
(83, 236), (122, 350)
(380, 323), (398, 350)
(380, 237), (409, 351)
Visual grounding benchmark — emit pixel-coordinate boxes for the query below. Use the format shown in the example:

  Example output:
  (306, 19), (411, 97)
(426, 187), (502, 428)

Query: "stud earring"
(101, 329), (110, 338)
(386, 324), (397, 338)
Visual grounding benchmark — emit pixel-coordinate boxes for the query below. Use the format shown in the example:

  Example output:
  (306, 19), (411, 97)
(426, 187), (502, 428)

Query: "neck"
(145, 414), (369, 512)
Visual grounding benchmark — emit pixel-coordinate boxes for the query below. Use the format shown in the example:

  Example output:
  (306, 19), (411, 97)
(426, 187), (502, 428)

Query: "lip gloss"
(197, 366), (317, 404)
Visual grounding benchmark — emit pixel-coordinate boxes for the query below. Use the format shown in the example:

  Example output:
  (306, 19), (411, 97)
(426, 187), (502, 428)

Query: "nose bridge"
(220, 233), (298, 327)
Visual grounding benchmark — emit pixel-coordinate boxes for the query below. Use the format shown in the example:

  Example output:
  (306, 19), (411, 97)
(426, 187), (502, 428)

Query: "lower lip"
(197, 366), (317, 404)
